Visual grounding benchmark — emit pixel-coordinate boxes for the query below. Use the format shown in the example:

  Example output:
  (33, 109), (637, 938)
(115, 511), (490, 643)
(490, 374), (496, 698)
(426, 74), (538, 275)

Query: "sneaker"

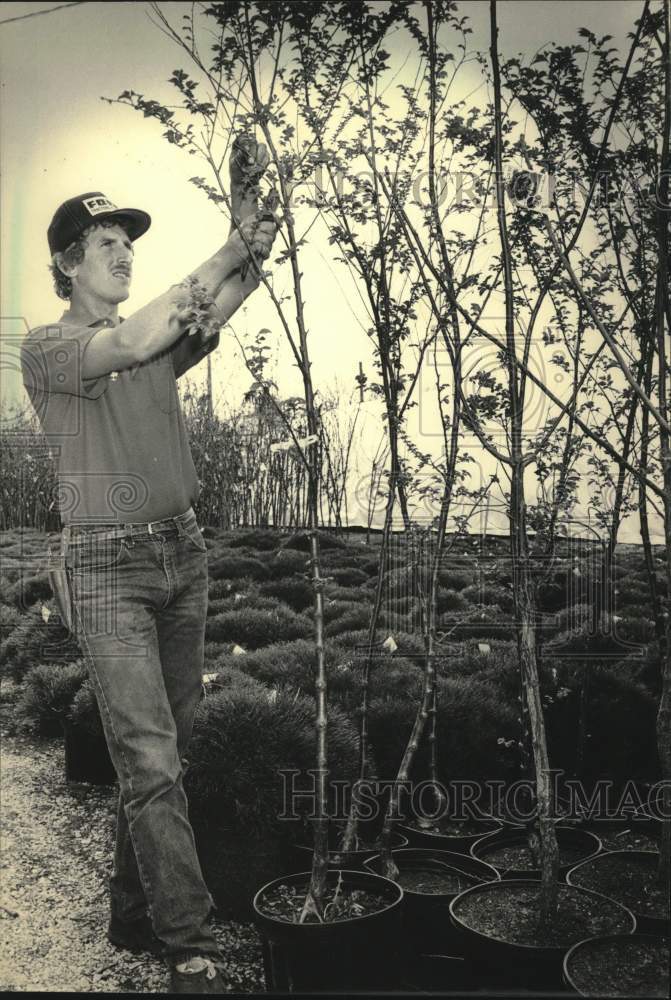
(169, 956), (226, 994)
(107, 913), (164, 955)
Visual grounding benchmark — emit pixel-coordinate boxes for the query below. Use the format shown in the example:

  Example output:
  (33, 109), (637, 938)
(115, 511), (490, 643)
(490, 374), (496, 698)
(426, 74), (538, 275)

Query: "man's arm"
(81, 214), (275, 379)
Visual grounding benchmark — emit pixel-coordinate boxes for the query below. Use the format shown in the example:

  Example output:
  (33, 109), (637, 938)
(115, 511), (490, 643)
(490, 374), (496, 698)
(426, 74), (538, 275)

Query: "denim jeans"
(64, 508), (220, 962)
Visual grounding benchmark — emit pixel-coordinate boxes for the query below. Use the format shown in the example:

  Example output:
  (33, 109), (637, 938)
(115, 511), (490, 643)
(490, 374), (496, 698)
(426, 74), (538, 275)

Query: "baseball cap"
(47, 192), (151, 255)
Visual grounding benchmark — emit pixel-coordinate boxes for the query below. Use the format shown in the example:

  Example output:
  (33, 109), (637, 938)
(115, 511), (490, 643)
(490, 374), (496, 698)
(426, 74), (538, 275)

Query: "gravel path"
(0, 724), (265, 993)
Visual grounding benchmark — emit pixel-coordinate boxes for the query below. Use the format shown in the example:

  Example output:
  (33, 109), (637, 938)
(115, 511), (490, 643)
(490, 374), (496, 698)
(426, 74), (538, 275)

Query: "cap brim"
(103, 208), (151, 242)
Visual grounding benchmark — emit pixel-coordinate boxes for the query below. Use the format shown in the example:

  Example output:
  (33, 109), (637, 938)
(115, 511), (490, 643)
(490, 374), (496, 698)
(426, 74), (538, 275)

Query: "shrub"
(328, 566), (369, 588)
(208, 555), (269, 582)
(364, 674), (518, 784)
(214, 638), (348, 694)
(436, 588), (470, 614)
(265, 549), (310, 580)
(334, 627), (427, 659)
(436, 568), (474, 591)
(68, 679), (105, 736)
(184, 687), (362, 837)
(205, 606), (312, 648)
(259, 576), (314, 612)
(0, 603), (21, 643)
(205, 666), (267, 697)
(460, 582), (514, 614)
(0, 603), (82, 683)
(16, 660), (88, 737)
(208, 577), (249, 600)
(227, 529), (281, 551)
(6, 573), (53, 609)
(545, 663), (658, 785)
(282, 530), (346, 552)
(436, 605), (514, 642)
(323, 584), (373, 605)
(324, 605), (373, 637)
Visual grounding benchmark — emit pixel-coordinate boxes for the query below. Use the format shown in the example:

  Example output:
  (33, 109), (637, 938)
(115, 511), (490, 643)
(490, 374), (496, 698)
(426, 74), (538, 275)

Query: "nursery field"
(0, 524), (667, 992)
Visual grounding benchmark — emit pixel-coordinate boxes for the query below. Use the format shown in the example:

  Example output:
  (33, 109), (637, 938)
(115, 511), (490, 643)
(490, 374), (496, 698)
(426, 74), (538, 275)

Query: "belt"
(65, 506), (196, 545)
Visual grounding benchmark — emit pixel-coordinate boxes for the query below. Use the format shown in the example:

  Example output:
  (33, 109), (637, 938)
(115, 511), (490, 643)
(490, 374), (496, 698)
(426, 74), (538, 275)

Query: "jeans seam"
(71, 588), (158, 925)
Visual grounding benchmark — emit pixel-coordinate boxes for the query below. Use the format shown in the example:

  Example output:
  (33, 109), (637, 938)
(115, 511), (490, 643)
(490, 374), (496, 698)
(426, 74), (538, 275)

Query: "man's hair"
(49, 218), (133, 300)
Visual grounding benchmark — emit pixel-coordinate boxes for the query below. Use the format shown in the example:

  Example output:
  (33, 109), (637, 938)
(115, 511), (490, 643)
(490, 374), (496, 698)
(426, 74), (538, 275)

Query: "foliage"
(15, 661), (88, 737)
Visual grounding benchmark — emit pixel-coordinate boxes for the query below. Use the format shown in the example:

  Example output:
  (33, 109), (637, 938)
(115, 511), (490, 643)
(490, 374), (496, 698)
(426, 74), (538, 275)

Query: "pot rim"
(252, 868), (404, 927)
(563, 932), (669, 997)
(449, 878), (637, 953)
(293, 829), (408, 857)
(362, 847), (501, 895)
(397, 817), (503, 840)
(470, 825), (602, 867)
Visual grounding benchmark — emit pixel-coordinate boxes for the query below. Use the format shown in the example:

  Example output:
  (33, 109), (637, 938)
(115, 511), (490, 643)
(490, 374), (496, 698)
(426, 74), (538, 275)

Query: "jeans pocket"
(179, 519), (207, 554)
(68, 537), (128, 574)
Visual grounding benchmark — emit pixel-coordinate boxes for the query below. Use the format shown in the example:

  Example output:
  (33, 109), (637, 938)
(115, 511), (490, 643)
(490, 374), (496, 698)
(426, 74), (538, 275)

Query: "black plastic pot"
(363, 847), (499, 957)
(401, 952), (472, 993)
(449, 879), (636, 993)
(563, 933), (670, 997)
(292, 828), (408, 872)
(253, 868), (403, 993)
(398, 817), (502, 853)
(62, 720), (116, 785)
(567, 850), (670, 937)
(470, 825), (602, 880)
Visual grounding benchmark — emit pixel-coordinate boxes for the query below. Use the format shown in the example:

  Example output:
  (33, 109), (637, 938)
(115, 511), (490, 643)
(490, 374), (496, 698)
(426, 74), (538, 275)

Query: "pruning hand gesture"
(229, 133), (270, 189)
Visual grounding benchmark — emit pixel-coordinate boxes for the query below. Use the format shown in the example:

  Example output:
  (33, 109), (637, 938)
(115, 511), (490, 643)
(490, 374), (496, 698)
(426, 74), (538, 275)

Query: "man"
(20, 138), (277, 993)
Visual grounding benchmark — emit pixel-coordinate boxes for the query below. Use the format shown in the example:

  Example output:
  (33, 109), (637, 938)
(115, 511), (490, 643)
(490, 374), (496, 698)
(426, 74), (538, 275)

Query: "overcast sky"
(1, 1), (658, 539)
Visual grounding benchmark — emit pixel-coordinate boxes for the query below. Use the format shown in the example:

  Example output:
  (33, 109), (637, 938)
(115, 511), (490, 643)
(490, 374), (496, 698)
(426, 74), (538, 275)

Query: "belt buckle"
(147, 521), (155, 535)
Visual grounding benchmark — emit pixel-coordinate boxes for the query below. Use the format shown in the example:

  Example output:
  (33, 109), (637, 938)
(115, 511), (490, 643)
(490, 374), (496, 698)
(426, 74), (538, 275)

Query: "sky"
(0, 0), (660, 539)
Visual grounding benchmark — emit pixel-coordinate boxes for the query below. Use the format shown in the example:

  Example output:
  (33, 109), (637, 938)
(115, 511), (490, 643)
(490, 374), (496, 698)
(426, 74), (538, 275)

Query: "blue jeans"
(65, 508), (220, 962)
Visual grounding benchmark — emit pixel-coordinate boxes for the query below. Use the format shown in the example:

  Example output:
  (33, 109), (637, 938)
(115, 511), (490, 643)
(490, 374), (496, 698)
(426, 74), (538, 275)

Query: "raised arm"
(81, 216), (273, 378)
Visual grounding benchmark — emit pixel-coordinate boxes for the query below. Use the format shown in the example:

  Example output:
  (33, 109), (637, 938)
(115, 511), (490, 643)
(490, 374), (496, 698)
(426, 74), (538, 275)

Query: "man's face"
(69, 223), (134, 304)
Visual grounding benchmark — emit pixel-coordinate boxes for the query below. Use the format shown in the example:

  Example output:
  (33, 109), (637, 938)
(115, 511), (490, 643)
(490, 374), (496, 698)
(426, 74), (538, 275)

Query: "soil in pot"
(567, 851), (670, 931)
(450, 880), (635, 992)
(592, 825), (658, 853)
(564, 934), (669, 998)
(253, 869), (403, 993)
(452, 881), (634, 949)
(400, 816), (502, 852)
(471, 826), (600, 878)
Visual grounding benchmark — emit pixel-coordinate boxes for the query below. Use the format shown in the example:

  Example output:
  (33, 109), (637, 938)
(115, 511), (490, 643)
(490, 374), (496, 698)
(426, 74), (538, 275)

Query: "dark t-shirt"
(20, 311), (219, 525)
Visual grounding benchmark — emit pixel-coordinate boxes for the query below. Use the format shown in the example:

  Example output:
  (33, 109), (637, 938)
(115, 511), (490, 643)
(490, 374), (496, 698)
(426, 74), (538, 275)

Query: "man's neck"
(67, 289), (120, 326)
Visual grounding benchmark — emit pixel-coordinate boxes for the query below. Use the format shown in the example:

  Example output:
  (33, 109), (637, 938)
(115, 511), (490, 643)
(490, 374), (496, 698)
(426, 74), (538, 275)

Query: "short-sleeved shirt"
(20, 310), (219, 525)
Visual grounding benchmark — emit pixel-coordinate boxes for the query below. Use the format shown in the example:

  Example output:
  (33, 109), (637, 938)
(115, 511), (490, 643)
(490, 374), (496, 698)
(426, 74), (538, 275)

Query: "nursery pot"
(470, 825), (602, 880)
(449, 879), (636, 993)
(62, 720), (116, 785)
(567, 850), (671, 937)
(563, 933), (670, 997)
(397, 816), (502, 853)
(364, 848), (499, 993)
(292, 828), (408, 873)
(253, 868), (403, 993)
(363, 847), (499, 956)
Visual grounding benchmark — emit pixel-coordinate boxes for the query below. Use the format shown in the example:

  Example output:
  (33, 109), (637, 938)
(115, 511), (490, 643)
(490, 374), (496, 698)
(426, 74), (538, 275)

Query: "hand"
(229, 133), (270, 188)
(228, 211), (279, 273)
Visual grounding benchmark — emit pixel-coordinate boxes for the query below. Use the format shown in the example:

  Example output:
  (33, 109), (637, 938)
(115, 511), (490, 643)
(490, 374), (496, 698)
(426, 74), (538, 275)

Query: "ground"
(0, 725), (265, 993)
